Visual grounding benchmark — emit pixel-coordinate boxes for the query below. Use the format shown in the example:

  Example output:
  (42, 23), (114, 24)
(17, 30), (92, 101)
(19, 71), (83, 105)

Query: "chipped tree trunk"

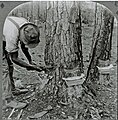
(99, 10), (114, 60)
(43, 1), (84, 104)
(98, 9), (114, 85)
(83, 9), (114, 96)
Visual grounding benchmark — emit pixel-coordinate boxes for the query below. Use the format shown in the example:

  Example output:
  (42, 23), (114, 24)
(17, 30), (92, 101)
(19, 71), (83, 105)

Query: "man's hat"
(19, 23), (40, 48)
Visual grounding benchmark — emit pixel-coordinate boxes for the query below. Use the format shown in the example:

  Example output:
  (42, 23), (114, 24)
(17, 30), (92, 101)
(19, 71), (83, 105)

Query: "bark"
(44, 1), (84, 103)
(99, 10), (114, 60)
(83, 9), (114, 96)
(98, 10), (114, 86)
(89, 3), (97, 59)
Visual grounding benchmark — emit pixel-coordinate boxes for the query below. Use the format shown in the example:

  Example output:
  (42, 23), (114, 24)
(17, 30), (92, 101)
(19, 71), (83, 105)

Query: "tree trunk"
(98, 9), (114, 86)
(99, 10), (114, 60)
(83, 8), (114, 96)
(44, 1), (84, 104)
(89, 3), (97, 60)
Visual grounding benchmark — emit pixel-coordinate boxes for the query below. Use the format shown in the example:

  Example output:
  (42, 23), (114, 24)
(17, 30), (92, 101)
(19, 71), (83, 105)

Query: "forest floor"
(2, 25), (117, 120)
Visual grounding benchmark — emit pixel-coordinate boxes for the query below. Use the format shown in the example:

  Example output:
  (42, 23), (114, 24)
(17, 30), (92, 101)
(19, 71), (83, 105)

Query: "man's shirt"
(3, 16), (28, 53)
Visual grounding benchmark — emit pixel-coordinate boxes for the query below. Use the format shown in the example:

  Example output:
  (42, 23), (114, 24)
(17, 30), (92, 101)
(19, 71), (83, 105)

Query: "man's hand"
(26, 64), (43, 72)
(26, 64), (57, 73)
(29, 61), (36, 65)
(39, 64), (57, 73)
(10, 51), (46, 72)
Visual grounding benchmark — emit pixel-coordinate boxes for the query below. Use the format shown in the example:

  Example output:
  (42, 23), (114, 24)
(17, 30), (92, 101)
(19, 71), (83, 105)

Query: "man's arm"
(10, 51), (42, 72)
(19, 42), (55, 72)
(20, 42), (32, 64)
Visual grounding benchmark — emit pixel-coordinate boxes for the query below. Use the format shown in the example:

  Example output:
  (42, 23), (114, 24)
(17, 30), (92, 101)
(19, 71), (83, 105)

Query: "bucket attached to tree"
(97, 60), (114, 74)
(62, 73), (85, 87)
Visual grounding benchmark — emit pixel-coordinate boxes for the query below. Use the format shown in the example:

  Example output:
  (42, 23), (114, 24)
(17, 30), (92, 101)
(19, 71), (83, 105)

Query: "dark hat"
(19, 23), (40, 48)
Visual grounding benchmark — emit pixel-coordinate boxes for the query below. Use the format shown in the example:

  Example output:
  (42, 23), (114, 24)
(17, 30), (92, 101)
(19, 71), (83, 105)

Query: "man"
(3, 16), (49, 96)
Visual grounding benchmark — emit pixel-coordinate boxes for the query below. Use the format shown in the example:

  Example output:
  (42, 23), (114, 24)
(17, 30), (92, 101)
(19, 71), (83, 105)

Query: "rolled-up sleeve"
(3, 18), (19, 53)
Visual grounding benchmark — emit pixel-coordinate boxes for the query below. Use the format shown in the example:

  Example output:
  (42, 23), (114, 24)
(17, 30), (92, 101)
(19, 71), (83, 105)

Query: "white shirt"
(3, 16), (28, 53)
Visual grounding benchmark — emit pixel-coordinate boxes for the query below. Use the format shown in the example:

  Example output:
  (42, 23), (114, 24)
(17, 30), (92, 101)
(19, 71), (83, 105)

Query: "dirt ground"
(2, 25), (117, 120)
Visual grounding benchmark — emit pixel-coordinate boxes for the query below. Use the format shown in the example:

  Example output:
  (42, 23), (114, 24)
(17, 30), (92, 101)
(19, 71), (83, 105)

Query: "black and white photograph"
(1, 1), (117, 120)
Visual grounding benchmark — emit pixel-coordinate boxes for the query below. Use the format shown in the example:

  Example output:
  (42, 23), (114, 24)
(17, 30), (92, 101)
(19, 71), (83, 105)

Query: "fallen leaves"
(43, 105), (53, 111)
(17, 109), (23, 120)
(23, 92), (35, 100)
(6, 101), (27, 109)
(28, 111), (48, 119)
(90, 107), (101, 120)
(15, 80), (24, 89)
